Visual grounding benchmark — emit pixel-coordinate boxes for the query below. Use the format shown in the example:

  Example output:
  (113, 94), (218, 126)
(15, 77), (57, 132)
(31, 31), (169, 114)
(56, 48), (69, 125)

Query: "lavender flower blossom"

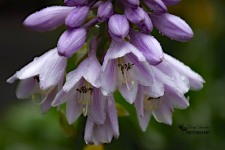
(101, 40), (155, 103)
(7, 48), (67, 112)
(97, 1), (113, 22)
(143, 0), (167, 14)
(52, 39), (105, 124)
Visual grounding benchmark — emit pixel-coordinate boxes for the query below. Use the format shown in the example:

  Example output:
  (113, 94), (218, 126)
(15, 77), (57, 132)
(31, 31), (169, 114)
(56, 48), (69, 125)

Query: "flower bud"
(137, 11), (153, 33)
(97, 1), (113, 22)
(23, 6), (73, 31)
(65, 6), (90, 28)
(143, 0), (167, 14)
(108, 15), (129, 41)
(57, 28), (86, 57)
(130, 30), (163, 65)
(150, 13), (194, 42)
(125, 7), (145, 24)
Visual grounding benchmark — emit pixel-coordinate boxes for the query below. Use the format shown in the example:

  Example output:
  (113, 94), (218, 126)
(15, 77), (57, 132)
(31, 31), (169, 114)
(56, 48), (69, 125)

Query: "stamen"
(117, 58), (135, 91)
(144, 96), (162, 111)
(76, 81), (93, 116)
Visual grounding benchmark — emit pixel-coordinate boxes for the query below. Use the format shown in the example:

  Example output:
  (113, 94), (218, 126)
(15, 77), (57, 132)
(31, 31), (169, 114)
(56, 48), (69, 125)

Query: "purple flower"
(101, 40), (155, 103)
(7, 48), (67, 112)
(57, 28), (87, 58)
(52, 39), (105, 124)
(129, 30), (164, 65)
(135, 84), (189, 131)
(84, 96), (119, 145)
(108, 15), (130, 41)
(150, 13), (194, 42)
(23, 6), (74, 31)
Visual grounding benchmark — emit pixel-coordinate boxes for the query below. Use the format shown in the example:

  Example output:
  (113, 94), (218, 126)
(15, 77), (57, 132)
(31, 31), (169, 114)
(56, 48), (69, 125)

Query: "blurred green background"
(1, 0), (225, 149)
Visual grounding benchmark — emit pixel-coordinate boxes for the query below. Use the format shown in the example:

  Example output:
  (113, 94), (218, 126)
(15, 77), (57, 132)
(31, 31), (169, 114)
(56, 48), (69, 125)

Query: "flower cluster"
(8, 0), (204, 145)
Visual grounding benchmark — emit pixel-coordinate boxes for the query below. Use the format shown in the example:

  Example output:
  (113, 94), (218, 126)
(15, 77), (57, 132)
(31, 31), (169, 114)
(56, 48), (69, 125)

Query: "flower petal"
(101, 59), (117, 95)
(153, 100), (173, 125)
(107, 96), (119, 138)
(23, 6), (74, 31)
(137, 110), (152, 131)
(118, 81), (138, 104)
(66, 93), (82, 124)
(164, 53), (205, 90)
(102, 41), (146, 70)
(39, 49), (67, 90)
(16, 77), (37, 99)
(41, 87), (57, 113)
(88, 88), (106, 125)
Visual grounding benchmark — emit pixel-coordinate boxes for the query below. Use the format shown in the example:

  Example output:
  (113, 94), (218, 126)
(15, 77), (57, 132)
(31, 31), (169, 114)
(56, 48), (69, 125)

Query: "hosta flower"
(135, 84), (189, 131)
(101, 40), (155, 103)
(52, 39), (105, 124)
(84, 96), (119, 145)
(7, 48), (67, 112)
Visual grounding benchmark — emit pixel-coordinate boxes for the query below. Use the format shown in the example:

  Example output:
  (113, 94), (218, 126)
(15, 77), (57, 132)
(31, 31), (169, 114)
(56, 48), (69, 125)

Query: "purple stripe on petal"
(143, 0), (167, 14)
(97, 1), (113, 22)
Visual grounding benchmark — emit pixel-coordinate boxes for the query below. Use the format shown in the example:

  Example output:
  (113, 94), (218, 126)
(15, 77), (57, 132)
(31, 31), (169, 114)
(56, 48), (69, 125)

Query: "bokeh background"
(1, 0), (225, 149)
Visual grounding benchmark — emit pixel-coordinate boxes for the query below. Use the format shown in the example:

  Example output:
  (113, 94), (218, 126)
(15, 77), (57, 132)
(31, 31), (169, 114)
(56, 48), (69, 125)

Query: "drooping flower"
(84, 96), (119, 145)
(52, 39), (105, 124)
(7, 48), (67, 112)
(101, 40), (155, 103)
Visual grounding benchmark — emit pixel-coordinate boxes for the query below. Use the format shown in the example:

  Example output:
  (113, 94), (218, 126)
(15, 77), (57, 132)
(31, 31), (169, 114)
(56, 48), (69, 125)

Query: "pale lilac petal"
(155, 61), (190, 93)
(107, 96), (119, 138)
(16, 77), (37, 99)
(62, 65), (85, 92)
(23, 6), (74, 31)
(126, 54), (154, 86)
(118, 81), (138, 104)
(125, 7), (145, 24)
(102, 41), (146, 70)
(88, 88), (106, 125)
(83, 56), (101, 88)
(101, 59), (117, 95)
(16, 49), (53, 80)
(66, 93), (82, 124)
(143, 80), (164, 98)
(6, 74), (17, 83)
(57, 28), (87, 58)
(137, 110), (152, 131)
(130, 30), (164, 65)
(41, 87), (57, 113)
(84, 118), (95, 144)
(153, 100), (173, 125)
(137, 11), (153, 33)
(164, 85), (189, 109)
(134, 85), (144, 116)
(39, 49), (67, 90)
(164, 53), (205, 90)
